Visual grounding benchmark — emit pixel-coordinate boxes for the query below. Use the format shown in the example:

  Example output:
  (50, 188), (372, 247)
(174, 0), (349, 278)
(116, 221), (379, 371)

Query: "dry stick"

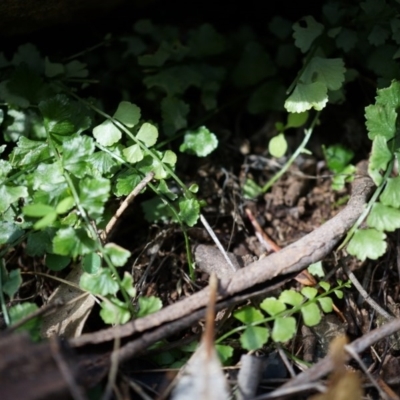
(343, 262), (394, 321)
(102, 172), (155, 240)
(70, 161), (374, 348)
(262, 318), (400, 399)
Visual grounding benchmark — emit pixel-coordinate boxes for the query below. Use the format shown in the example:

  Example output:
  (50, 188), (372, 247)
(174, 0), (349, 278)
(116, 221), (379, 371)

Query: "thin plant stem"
(0, 259), (10, 325)
(262, 111), (320, 193)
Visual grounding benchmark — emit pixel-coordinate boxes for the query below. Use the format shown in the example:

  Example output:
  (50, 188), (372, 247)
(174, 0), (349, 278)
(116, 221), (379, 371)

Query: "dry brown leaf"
(171, 274), (229, 400)
(308, 335), (363, 400)
(40, 267), (95, 338)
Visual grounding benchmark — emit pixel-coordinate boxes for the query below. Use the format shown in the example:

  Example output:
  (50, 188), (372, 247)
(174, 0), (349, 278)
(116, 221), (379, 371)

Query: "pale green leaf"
(365, 104), (397, 140)
(285, 82), (328, 113)
(136, 122), (158, 147)
(0, 185), (28, 213)
(319, 281), (330, 292)
(180, 126), (218, 157)
(137, 296), (163, 317)
(79, 177), (110, 219)
(104, 243), (131, 267)
(93, 120), (122, 147)
(317, 297), (333, 313)
(272, 317), (296, 342)
(301, 287), (318, 300)
(260, 297), (287, 316)
(215, 344), (234, 364)
(240, 326), (269, 351)
(162, 150), (177, 166)
(301, 303), (321, 326)
(286, 111), (309, 128)
(368, 135), (393, 185)
(53, 227), (97, 257)
(55, 197), (75, 214)
(23, 203), (55, 217)
(234, 306), (264, 324)
(80, 268), (119, 296)
(308, 261), (324, 278)
(178, 198), (200, 227)
(347, 228), (387, 261)
(367, 203), (400, 232)
(33, 211), (57, 229)
(121, 272), (136, 297)
(113, 101), (141, 128)
(279, 290), (304, 307)
(380, 176), (400, 208)
(242, 179), (263, 199)
(123, 144), (144, 163)
(9, 302), (41, 340)
(100, 298), (131, 325)
(269, 133), (288, 158)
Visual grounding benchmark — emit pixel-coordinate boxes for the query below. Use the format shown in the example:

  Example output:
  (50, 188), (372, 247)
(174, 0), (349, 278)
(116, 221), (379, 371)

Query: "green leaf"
(9, 137), (50, 166)
(123, 144), (144, 163)
(334, 289), (344, 299)
(365, 104), (397, 140)
(26, 230), (54, 256)
(0, 185), (28, 213)
(121, 272), (136, 297)
(319, 281), (330, 292)
(2, 268), (22, 299)
(234, 306), (265, 324)
(269, 133), (288, 158)
(79, 177), (110, 219)
(137, 296), (163, 317)
(33, 211), (58, 230)
(375, 81), (400, 110)
(88, 151), (120, 176)
(45, 254), (71, 271)
(55, 197), (75, 214)
(215, 344), (234, 364)
(269, 16), (293, 39)
(293, 16), (324, 53)
(161, 96), (189, 136)
(380, 176), (400, 208)
(260, 297), (287, 316)
(336, 28), (358, 52)
(271, 317), (296, 342)
(9, 302), (41, 341)
(100, 298), (131, 325)
(232, 41), (276, 88)
(162, 150), (177, 166)
(368, 135), (393, 185)
(82, 252), (101, 274)
(53, 227), (97, 257)
(323, 144), (354, 173)
(317, 297), (333, 313)
(158, 180), (178, 201)
(301, 57), (345, 91)
(64, 60), (88, 78)
(23, 203), (55, 217)
(180, 126), (218, 157)
(242, 179), (263, 199)
(301, 303), (321, 326)
(178, 198), (200, 227)
(104, 243), (131, 267)
(347, 228), (387, 261)
(39, 94), (91, 136)
(286, 112), (309, 129)
(0, 222), (23, 245)
(115, 171), (142, 196)
(285, 82), (328, 113)
(80, 268), (119, 296)
(301, 287), (318, 300)
(331, 164), (356, 191)
(368, 25), (390, 46)
(113, 101), (141, 128)
(239, 326), (269, 351)
(279, 290), (304, 307)
(136, 122), (158, 147)
(142, 197), (173, 223)
(62, 134), (95, 178)
(188, 23), (225, 57)
(93, 120), (122, 147)
(308, 261), (324, 278)
(367, 203), (400, 232)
